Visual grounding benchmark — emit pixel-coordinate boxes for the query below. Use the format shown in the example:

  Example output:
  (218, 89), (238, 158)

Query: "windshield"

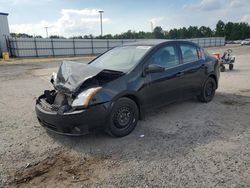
(90, 46), (151, 72)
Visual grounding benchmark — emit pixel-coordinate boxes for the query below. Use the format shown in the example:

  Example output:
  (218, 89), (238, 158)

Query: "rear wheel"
(229, 64), (234, 70)
(197, 77), (216, 103)
(106, 97), (138, 137)
(220, 65), (225, 72)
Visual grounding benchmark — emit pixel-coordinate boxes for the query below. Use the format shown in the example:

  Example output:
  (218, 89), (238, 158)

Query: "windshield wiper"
(102, 69), (125, 75)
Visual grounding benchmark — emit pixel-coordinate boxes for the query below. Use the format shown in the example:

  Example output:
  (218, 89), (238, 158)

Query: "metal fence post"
(34, 38), (38, 57)
(5, 35), (11, 56)
(107, 39), (109, 50)
(209, 38), (212, 47)
(73, 38), (76, 56)
(51, 39), (55, 57)
(15, 37), (19, 57)
(91, 38), (94, 55)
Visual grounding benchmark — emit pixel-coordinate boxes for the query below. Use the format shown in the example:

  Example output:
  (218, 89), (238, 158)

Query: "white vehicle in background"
(234, 40), (242, 44)
(241, 39), (250, 45)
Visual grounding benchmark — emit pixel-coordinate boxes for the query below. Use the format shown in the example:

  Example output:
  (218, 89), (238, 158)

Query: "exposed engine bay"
(37, 61), (124, 113)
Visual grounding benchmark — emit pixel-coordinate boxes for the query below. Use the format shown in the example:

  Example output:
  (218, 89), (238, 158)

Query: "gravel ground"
(0, 45), (250, 187)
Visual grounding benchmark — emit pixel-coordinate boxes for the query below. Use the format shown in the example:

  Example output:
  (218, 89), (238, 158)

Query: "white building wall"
(0, 13), (10, 54)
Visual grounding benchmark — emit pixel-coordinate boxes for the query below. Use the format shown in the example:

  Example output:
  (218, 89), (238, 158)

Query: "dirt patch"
(7, 150), (112, 187)
(240, 89), (250, 93)
(220, 99), (250, 106)
(221, 99), (242, 106)
(240, 89), (250, 95)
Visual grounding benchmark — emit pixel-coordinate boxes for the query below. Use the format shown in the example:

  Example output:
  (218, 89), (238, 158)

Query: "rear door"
(178, 42), (206, 97)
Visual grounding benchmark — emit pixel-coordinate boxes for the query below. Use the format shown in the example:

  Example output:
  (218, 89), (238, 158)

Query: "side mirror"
(145, 64), (165, 74)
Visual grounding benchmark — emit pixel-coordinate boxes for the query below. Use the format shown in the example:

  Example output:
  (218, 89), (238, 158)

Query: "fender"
(204, 73), (218, 89)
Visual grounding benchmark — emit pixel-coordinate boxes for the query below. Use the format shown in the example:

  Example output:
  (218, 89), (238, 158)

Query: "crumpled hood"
(54, 61), (102, 95)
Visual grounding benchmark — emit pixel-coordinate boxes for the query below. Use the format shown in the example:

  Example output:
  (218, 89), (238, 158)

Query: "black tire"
(229, 64), (234, 70)
(197, 77), (216, 103)
(106, 97), (138, 137)
(220, 65), (225, 72)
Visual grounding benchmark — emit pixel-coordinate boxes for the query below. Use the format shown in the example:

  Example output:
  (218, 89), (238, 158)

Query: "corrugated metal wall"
(8, 38), (137, 57)
(7, 37), (225, 57)
(188, 37), (225, 48)
(0, 13), (10, 54)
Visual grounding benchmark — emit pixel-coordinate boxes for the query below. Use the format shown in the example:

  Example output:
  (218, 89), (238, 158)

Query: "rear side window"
(180, 44), (199, 63)
(148, 45), (179, 68)
(196, 47), (206, 60)
(202, 48), (210, 58)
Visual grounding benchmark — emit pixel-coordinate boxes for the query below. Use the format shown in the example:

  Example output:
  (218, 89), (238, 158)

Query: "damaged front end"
(35, 61), (124, 135)
(37, 90), (74, 115)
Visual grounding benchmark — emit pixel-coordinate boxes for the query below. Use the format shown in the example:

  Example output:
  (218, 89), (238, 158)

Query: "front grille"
(39, 98), (60, 112)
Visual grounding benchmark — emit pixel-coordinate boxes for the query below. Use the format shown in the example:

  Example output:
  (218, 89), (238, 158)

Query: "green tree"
(153, 26), (164, 39)
(35, 35), (43, 38)
(199, 26), (213, 37)
(179, 27), (189, 39)
(215, 20), (225, 37)
(168, 29), (178, 39)
(49, 35), (66, 39)
(187, 26), (200, 38)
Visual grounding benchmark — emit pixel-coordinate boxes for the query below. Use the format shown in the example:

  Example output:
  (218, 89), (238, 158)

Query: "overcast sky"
(1, 0), (250, 37)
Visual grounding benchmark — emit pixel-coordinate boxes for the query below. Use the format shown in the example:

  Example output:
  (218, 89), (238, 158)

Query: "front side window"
(148, 45), (179, 68)
(180, 44), (199, 63)
(90, 46), (151, 72)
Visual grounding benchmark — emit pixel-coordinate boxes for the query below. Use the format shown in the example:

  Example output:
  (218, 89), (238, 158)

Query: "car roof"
(123, 39), (198, 47)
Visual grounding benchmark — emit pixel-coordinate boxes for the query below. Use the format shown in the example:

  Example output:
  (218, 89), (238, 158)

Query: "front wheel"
(197, 77), (216, 103)
(106, 97), (138, 137)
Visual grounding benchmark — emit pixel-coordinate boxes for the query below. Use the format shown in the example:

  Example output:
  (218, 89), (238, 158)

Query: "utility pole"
(44, 27), (49, 38)
(150, 21), (154, 32)
(98, 10), (104, 36)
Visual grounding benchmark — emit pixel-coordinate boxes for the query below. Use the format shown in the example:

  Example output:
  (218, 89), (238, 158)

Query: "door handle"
(176, 72), (184, 77)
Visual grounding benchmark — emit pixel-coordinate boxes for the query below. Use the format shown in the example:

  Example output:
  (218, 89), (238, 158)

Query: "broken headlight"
(71, 87), (102, 108)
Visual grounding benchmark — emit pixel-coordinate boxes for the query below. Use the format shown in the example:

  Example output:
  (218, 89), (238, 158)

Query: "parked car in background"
(226, 40), (235, 44)
(36, 40), (220, 137)
(233, 40), (242, 44)
(241, 39), (250, 45)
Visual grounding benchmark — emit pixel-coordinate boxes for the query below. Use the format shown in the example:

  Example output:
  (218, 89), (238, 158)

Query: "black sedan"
(36, 40), (220, 137)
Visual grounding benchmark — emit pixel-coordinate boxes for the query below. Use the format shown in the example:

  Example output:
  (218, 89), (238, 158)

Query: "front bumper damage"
(36, 97), (111, 136)
(35, 61), (121, 136)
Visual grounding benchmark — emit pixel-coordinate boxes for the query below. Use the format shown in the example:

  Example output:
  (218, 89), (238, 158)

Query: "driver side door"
(141, 44), (184, 109)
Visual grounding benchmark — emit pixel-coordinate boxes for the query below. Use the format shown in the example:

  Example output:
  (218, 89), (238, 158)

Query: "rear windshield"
(90, 46), (151, 72)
